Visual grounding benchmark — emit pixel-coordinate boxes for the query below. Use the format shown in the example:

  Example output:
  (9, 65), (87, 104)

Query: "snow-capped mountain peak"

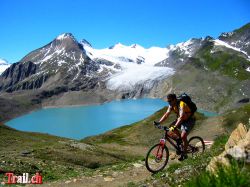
(83, 42), (170, 65)
(108, 42), (127, 49)
(56, 33), (75, 40)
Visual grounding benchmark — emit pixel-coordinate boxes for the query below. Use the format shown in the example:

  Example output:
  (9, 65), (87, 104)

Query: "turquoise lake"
(6, 98), (218, 140)
(6, 98), (168, 140)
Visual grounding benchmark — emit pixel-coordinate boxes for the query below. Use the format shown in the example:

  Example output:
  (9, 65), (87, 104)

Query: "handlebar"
(153, 121), (169, 131)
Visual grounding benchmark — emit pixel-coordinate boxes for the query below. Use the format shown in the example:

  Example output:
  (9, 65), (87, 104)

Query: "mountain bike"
(145, 122), (205, 173)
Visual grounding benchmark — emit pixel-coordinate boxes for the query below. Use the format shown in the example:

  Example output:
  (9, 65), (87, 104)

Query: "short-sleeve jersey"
(171, 101), (191, 118)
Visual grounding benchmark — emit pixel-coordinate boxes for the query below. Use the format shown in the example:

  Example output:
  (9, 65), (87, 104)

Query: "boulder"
(207, 123), (249, 172)
(225, 123), (247, 150)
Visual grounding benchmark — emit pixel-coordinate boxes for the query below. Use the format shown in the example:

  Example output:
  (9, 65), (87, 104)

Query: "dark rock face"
(237, 98), (249, 103)
(2, 61), (37, 80)
(0, 61), (40, 92)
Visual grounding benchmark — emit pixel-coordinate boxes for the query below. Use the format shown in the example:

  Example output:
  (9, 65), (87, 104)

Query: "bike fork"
(155, 139), (165, 159)
(159, 139), (166, 148)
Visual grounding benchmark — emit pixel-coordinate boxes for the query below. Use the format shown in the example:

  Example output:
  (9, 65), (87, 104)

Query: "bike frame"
(161, 131), (181, 152)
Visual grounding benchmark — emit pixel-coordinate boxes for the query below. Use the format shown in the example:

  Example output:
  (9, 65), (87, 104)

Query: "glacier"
(83, 42), (174, 91)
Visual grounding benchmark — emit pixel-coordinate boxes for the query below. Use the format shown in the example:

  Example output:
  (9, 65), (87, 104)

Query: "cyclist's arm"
(174, 107), (185, 128)
(159, 106), (171, 123)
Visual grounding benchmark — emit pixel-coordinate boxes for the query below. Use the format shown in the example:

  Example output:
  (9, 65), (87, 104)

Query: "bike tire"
(145, 143), (169, 173)
(187, 136), (205, 157)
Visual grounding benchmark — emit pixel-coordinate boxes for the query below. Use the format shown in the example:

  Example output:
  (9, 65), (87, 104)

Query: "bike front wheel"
(187, 136), (205, 158)
(145, 143), (169, 173)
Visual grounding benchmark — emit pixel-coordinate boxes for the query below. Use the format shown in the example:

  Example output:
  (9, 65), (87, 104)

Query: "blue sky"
(0, 0), (249, 63)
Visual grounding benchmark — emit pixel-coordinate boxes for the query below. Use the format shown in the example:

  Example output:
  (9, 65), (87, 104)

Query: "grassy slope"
(0, 123), (139, 182)
(0, 103), (249, 185)
(194, 41), (250, 81)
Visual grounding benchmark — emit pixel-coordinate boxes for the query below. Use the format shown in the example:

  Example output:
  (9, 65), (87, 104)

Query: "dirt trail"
(190, 116), (225, 140)
(43, 161), (152, 187)
(42, 156), (183, 187)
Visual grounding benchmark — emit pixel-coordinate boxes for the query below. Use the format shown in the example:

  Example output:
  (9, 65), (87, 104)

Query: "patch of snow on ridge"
(221, 32), (234, 38)
(0, 59), (11, 75)
(57, 60), (67, 66)
(213, 39), (250, 59)
(0, 59), (6, 64)
(0, 65), (10, 75)
(106, 63), (174, 91)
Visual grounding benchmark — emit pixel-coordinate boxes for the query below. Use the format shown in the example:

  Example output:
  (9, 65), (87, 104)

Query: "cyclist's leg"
(181, 117), (196, 154)
(178, 130), (188, 161)
(181, 131), (188, 154)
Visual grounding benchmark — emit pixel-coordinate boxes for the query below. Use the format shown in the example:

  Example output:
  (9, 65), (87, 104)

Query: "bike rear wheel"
(145, 143), (169, 173)
(187, 136), (205, 158)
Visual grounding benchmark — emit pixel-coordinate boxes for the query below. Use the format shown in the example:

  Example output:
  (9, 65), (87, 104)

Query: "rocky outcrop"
(225, 123), (248, 150)
(207, 123), (250, 172)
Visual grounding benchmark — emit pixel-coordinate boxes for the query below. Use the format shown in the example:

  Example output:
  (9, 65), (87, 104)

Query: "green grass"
(222, 103), (250, 130)
(192, 41), (250, 81)
(185, 160), (250, 187)
(233, 22), (250, 35)
(205, 52), (249, 80)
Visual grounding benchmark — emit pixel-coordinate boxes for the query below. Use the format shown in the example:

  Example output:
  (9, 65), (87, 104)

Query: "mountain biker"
(155, 93), (195, 161)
